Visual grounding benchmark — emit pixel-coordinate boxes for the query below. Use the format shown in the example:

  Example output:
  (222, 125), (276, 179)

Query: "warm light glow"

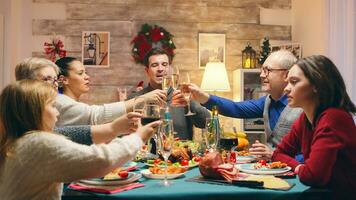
(201, 61), (231, 92)
(244, 58), (251, 68)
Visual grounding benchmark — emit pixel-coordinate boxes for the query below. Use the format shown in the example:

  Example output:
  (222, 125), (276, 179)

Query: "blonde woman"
(0, 80), (159, 199)
(15, 57), (141, 144)
(55, 57), (166, 126)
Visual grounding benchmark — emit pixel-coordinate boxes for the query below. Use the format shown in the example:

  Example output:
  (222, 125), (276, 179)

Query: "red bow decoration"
(131, 24), (176, 65)
(44, 37), (67, 62)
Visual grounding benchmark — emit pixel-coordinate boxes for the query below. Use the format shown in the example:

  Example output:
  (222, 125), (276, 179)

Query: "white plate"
(237, 155), (256, 163)
(141, 169), (185, 180)
(238, 163), (291, 175)
(123, 161), (137, 168)
(79, 172), (141, 186)
(145, 161), (199, 168)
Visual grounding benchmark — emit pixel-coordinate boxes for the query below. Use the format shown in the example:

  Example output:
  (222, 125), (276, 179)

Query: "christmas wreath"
(131, 24), (176, 65)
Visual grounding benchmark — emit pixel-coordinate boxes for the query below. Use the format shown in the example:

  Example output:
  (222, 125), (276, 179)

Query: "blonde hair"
(265, 50), (297, 70)
(0, 80), (57, 162)
(15, 57), (59, 81)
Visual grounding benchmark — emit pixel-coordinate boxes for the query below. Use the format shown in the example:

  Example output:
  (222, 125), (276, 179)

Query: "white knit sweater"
(55, 94), (126, 126)
(0, 132), (142, 200)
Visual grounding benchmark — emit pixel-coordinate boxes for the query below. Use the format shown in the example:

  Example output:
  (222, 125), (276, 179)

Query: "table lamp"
(201, 61), (231, 93)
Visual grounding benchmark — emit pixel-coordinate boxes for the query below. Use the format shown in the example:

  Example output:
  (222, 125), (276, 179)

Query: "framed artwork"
(82, 31), (110, 67)
(198, 33), (225, 69)
(271, 43), (302, 59)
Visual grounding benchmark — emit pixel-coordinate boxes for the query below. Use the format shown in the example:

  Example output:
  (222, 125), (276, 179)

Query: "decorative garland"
(131, 24), (176, 65)
(44, 36), (67, 62)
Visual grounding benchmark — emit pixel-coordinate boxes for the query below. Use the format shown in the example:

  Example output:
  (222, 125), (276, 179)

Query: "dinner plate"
(145, 160), (199, 168)
(141, 169), (185, 180)
(79, 172), (141, 186)
(238, 163), (292, 175)
(237, 155), (256, 163)
(123, 161), (137, 168)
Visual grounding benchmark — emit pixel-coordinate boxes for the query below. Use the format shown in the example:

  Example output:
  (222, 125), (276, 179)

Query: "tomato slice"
(193, 156), (201, 162)
(118, 171), (128, 178)
(258, 159), (267, 166)
(154, 158), (161, 165)
(180, 159), (189, 166)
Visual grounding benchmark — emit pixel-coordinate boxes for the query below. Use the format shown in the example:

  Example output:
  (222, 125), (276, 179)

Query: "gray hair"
(15, 57), (59, 81)
(264, 50), (297, 70)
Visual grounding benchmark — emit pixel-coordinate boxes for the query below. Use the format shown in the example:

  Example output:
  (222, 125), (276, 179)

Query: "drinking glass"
(157, 119), (174, 186)
(202, 117), (218, 152)
(142, 100), (161, 155)
(179, 72), (195, 116)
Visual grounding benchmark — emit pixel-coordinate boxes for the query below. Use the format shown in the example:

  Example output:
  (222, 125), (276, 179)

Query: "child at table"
(272, 55), (356, 199)
(0, 80), (160, 200)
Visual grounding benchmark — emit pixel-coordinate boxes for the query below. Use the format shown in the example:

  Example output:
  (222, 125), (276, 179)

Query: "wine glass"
(142, 100), (161, 155)
(179, 72), (195, 116)
(157, 119), (174, 186)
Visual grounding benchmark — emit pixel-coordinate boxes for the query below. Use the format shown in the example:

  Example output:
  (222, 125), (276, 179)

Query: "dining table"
(62, 163), (332, 200)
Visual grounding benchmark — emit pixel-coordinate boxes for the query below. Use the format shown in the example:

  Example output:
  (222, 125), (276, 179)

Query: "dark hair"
(55, 57), (77, 77)
(296, 55), (356, 125)
(143, 48), (172, 67)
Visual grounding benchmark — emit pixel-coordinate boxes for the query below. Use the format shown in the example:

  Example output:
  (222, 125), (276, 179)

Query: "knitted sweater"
(54, 125), (92, 145)
(55, 94), (126, 126)
(0, 132), (142, 200)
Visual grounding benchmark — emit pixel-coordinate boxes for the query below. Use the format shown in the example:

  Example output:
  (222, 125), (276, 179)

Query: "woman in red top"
(272, 55), (356, 199)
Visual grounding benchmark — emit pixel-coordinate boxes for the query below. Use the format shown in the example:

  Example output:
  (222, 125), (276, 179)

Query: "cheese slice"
(244, 175), (290, 189)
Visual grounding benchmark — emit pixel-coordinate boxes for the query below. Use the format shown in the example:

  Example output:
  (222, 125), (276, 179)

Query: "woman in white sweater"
(0, 80), (160, 200)
(55, 57), (167, 126)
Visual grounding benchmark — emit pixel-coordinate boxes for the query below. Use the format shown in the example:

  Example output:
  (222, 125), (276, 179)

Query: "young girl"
(0, 80), (159, 199)
(273, 55), (356, 198)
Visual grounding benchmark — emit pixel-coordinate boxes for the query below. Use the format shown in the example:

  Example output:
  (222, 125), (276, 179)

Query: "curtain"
(326, 0), (356, 103)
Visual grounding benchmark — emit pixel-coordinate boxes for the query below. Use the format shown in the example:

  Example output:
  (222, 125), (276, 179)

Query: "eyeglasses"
(261, 67), (288, 76)
(41, 76), (58, 85)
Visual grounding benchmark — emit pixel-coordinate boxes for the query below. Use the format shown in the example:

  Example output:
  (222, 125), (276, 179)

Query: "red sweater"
(272, 108), (356, 195)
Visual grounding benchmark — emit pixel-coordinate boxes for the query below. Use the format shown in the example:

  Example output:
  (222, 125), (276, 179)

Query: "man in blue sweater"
(188, 50), (302, 160)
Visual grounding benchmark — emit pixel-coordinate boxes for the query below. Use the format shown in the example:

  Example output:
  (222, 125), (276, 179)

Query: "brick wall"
(32, 0), (291, 104)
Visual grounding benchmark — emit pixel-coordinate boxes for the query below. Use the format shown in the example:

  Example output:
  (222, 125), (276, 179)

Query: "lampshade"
(201, 61), (231, 92)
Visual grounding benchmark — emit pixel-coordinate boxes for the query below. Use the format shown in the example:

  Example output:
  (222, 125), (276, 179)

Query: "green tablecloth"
(63, 165), (332, 200)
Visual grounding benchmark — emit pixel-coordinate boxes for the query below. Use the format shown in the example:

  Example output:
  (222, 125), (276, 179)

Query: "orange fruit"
(237, 138), (249, 150)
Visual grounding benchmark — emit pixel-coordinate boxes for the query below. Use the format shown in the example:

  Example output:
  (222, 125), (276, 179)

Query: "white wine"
(162, 74), (179, 90)
(162, 76), (172, 91)
(171, 74), (179, 90)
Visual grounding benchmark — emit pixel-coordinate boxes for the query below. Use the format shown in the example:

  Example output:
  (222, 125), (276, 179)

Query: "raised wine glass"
(179, 72), (195, 116)
(142, 100), (161, 155)
(157, 119), (174, 186)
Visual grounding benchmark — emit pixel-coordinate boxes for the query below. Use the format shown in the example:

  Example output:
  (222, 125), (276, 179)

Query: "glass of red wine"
(220, 137), (238, 164)
(142, 100), (161, 155)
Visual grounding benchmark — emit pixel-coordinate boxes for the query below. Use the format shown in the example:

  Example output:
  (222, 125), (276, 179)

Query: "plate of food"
(79, 172), (141, 186)
(238, 161), (291, 175)
(236, 150), (256, 163)
(145, 158), (200, 168)
(141, 166), (186, 180)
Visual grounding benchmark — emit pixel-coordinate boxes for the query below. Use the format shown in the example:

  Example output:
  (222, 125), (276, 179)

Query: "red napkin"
(123, 166), (138, 172)
(68, 182), (144, 194)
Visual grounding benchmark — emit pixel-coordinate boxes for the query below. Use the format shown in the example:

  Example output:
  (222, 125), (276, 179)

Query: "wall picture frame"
(198, 33), (225, 69)
(82, 31), (110, 67)
(271, 43), (302, 59)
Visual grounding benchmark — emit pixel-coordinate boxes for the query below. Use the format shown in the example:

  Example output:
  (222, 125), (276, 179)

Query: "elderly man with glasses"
(188, 50), (303, 160)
